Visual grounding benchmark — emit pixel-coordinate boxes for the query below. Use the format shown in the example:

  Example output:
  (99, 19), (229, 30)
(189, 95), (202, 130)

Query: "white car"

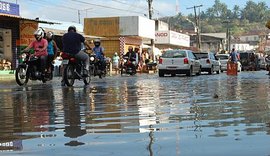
(158, 49), (201, 77)
(216, 54), (242, 72)
(193, 52), (221, 74)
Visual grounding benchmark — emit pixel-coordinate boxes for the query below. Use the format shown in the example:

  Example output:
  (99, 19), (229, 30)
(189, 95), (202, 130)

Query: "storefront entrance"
(0, 28), (12, 70)
(0, 28), (12, 60)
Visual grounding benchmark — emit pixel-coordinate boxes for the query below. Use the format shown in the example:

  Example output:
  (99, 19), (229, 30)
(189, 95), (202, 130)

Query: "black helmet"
(94, 39), (101, 46)
(68, 26), (76, 32)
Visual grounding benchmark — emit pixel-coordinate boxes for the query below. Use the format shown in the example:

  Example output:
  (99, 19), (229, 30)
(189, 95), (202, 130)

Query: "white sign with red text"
(155, 30), (190, 47)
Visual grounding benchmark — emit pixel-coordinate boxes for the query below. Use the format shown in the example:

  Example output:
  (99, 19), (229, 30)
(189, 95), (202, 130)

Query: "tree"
(232, 5), (241, 19)
(206, 0), (228, 19)
(240, 1), (268, 22)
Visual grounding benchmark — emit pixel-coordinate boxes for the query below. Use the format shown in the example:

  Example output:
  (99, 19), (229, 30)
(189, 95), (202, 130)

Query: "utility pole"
(147, 0), (155, 61)
(187, 5), (203, 51)
(78, 10), (81, 24)
(222, 20), (230, 52)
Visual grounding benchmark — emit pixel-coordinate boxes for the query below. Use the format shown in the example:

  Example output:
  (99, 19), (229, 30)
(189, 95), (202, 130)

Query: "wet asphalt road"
(1, 71), (270, 156)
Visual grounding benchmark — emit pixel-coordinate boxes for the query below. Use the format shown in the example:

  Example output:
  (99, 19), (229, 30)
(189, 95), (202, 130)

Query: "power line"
(70, 0), (146, 15)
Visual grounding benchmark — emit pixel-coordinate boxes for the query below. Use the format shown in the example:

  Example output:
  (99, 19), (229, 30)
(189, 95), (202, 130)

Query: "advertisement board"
(155, 30), (190, 47)
(0, 1), (19, 16)
(19, 21), (38, 46)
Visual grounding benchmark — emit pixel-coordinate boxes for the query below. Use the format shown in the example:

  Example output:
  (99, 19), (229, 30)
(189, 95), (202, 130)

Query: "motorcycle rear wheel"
(64, 64), (75, 86)
(15, 67), (29, 86)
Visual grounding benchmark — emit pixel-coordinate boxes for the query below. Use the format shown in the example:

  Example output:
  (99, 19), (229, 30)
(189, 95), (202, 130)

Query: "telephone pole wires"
(187, 5), (203, 51)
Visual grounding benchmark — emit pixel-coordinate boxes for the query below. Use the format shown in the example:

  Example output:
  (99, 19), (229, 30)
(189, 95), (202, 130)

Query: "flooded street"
(1, 71), (270, 156)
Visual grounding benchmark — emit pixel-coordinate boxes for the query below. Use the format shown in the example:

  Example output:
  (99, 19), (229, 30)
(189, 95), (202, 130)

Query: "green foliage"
(159, 0), (270, 34)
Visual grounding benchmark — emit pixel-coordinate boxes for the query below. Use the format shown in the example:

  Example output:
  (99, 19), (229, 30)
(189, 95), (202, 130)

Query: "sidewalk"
(0, 70), (15, 80)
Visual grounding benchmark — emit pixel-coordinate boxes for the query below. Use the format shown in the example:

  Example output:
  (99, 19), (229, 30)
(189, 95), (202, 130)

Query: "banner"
(19, 21), (38, 46)
(0, 1), (19, 16)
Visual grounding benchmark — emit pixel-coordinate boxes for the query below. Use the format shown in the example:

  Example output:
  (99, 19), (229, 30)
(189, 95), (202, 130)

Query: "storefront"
(154, 30), (190, 50)
(0, 1), (56, 70)
(84, 16), (155, 58)
(0, 1), (20, 69)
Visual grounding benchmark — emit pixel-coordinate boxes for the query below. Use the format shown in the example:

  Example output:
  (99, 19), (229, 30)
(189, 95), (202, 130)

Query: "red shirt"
(29, 38), (48, 57)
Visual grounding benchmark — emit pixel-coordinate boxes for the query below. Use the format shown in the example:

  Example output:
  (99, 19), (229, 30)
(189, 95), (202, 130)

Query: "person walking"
(112, 52), (120, 74)
(229, 48), (239, 63)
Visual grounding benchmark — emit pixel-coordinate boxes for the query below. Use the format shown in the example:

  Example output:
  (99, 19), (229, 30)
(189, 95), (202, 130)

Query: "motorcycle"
(62, 52), (90, 86)
(120, 56), (136, 76)
(89, 54), (106, 79)
(15, 52), (52, 86)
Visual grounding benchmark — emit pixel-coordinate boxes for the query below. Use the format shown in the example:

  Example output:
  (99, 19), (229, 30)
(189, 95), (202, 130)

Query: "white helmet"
(46, 31), (54, 40)
(34, 27), (45, 41)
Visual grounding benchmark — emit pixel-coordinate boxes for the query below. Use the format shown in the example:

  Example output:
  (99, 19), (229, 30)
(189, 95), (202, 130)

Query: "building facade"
(84, 16), (155, 58)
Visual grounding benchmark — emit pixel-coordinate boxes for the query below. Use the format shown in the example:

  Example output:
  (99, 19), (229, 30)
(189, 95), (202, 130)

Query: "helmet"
(68, 25), (76, 32)
(94, 39), (101, 43)
(46, 31), (54, 40)
(94, 39), (101, 46)
(34, 27), (45, 41)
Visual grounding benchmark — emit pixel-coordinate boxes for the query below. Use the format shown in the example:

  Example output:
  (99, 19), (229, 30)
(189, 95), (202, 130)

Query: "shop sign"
(0, 1), (19, 16)
(155, 30), (190, 47)
(170, 31), (190, 47)
(20, 21), (38, 46)
(155, 31), (170, 43)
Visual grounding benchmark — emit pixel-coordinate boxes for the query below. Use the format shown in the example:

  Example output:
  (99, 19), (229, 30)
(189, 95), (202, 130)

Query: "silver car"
(158, 49), (201, 77)
(193, 52), (221, 74)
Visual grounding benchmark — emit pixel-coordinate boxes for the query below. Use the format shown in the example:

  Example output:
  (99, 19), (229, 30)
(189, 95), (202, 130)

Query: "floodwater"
(1, 71), (270, 156)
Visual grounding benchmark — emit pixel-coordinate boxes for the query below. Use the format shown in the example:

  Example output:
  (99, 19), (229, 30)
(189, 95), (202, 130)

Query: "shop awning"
(0, 13), (59, 24)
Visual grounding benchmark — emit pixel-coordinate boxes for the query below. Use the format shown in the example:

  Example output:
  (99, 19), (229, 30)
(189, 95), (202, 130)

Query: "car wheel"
(159, 71), (164, 77)
(216, 67), (220, 74)
(196, 67), (201, 76)
(186, 66), (193, 77)
(208, 66), (213, 75)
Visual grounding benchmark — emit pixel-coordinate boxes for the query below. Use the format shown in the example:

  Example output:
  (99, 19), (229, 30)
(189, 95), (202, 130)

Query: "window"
(162, 50), (186, 58)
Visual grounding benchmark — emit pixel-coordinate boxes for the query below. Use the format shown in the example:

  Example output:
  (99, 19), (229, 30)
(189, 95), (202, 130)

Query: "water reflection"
(1, 72), (270, 155)
(62, 87), (86, 146)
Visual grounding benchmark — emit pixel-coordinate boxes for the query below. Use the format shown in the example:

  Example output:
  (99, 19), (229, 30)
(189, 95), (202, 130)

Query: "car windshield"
(162, 50), (186, 58)
(216, 55), (229, 60)
(194, 53), (208, 59)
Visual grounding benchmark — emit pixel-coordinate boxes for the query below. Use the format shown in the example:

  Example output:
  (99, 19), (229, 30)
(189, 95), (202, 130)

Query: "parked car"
(193, 52), (220, 74)
(158, 49), (201, 77)
(216, 54), (229, 72)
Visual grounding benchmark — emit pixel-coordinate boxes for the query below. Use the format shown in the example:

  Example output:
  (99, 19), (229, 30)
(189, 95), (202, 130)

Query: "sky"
(2, 0), (270, 24)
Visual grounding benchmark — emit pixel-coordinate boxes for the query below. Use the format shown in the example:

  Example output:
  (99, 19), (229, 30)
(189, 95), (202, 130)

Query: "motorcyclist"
(46, 31), (59, 74)
(92, 39), (106, 74)
(62, 26), (91, 77)
(124, 46), (137, 72)
(23, 27), (48, 76)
